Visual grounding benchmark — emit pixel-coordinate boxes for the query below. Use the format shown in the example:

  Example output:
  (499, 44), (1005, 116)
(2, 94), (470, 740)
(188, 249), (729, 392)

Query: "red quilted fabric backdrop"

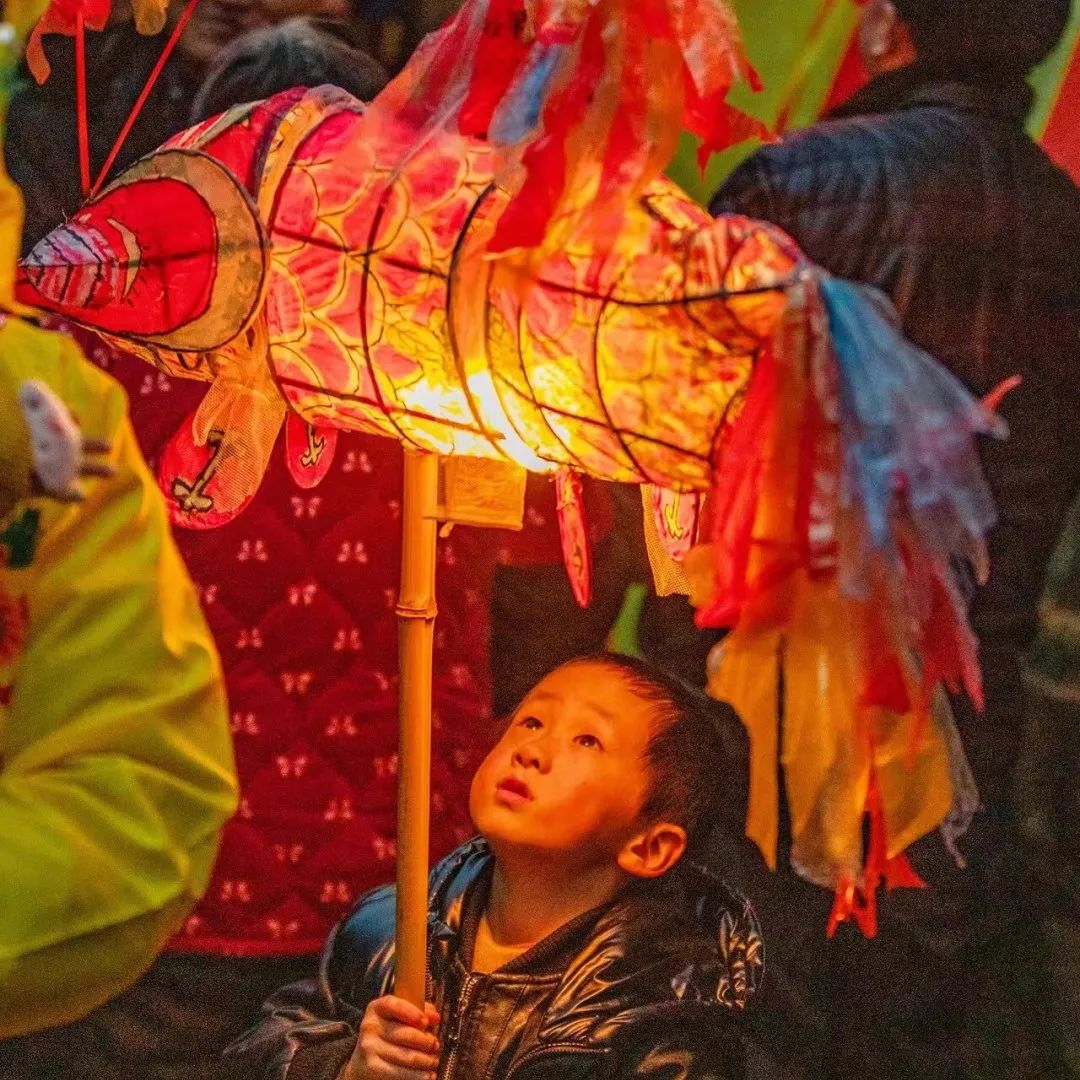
(65, 323), (505, 955)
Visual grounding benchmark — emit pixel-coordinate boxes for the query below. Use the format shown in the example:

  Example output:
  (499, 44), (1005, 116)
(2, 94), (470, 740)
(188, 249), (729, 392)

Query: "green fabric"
(1027, 497), (1080, 699)
(669, 0), (1080, 205)
(608, 582), (647, 658)
(1027, 2), (1080, 137)
(667, 0), (862, 203)
(0, 319), (236, 1038)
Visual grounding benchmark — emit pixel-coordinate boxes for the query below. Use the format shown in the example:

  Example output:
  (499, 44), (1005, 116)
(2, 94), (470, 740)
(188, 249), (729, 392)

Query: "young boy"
(227, 653), (760, 1080)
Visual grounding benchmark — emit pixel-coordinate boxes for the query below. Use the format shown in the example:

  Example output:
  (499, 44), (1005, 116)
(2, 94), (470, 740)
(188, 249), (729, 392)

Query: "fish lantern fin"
(285, 413), (340, 491)
(640, 485), (703, 598)
(555, 467), (591, 608)
(158, 368), (286, 530)
(26, 2), (169, 82)
(649, 484), (704, 561)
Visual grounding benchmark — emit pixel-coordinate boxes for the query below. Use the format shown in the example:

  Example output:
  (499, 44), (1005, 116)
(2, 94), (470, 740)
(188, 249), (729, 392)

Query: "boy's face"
(470, 662), (657, 869)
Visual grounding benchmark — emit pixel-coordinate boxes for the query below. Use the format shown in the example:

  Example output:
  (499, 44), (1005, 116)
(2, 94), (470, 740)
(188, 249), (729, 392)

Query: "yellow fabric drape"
(0, 317), (236, 1037)
(712, 575), (953, 887)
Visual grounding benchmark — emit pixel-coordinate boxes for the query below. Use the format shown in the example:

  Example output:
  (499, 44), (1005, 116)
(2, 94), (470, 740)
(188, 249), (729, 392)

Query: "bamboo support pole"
(394, 449), (440, 1006)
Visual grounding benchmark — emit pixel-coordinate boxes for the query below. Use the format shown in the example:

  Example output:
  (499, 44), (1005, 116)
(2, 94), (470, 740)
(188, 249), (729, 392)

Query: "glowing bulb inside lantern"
(465, 369), (552, 473)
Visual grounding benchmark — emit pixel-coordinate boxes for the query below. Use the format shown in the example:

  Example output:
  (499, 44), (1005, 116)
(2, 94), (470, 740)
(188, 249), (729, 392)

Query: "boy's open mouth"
(495, 775), (533, 804)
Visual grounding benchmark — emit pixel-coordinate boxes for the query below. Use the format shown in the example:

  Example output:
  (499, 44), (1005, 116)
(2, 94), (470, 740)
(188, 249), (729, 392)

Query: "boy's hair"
(893, 0), (1069, 81)
(190, 16), (389, 124)
(568, 653), (743, 857)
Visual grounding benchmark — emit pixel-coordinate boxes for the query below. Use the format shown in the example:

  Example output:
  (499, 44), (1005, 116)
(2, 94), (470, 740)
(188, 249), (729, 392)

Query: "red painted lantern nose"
(20, 222), (124, 311)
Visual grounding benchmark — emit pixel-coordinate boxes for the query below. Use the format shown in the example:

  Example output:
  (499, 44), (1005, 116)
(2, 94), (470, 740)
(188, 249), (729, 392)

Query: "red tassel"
(826, 771), (925, 939)
(555, 469), (592, 608)
(458, 0), (531, 136)
(696, 345), (777, 628)
(884, 851), (926, 891)
(827, 874), (878, 939)
(74, 9), (90, 196)
(982, 374), (1022, 414)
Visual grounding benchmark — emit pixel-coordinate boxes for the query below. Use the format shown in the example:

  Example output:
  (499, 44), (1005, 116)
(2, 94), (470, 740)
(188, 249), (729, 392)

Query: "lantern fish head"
(17, 149), (267, 353)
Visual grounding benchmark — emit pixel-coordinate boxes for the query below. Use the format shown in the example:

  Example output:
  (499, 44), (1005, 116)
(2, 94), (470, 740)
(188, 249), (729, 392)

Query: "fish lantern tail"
(364, 0), (768, 260)
(697, 271), (997, 933)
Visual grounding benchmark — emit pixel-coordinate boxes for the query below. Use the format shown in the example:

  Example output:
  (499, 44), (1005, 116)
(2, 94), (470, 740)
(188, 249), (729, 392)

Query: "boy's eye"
(519, 716), (542, 730)
(575, 733), (603, 750)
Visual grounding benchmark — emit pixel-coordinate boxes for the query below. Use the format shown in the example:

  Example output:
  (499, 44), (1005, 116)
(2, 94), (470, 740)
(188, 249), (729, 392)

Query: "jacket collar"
(426, 838), (763, 1032)
(435, 841), (620, 978)
(830, 63), (1033, 125)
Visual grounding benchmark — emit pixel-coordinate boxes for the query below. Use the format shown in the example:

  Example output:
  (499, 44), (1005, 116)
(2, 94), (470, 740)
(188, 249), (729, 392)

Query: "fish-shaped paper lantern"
(19, 86), (795, 504)
(24, 0), (168, 83)
(16, 0), (999, 932)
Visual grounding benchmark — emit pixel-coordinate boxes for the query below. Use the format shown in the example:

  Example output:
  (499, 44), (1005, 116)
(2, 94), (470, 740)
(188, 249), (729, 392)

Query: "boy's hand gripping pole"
(394, 449), (440, 1006)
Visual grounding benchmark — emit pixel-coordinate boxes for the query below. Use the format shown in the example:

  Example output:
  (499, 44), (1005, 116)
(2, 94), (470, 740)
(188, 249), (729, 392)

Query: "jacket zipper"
(504, 1042), (604, 1080)
(439, 974), (479, 1080)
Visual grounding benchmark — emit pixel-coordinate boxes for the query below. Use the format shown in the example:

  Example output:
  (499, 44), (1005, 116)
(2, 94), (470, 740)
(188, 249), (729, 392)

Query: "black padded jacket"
(712, 68), (1080, 808)
(224, 838), (762, 1080)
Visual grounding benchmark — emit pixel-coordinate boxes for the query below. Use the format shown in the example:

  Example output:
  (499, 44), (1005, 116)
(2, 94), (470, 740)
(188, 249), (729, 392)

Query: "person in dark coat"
(190, 15), (387, 120)
(709, 1), (1080, 1077)
(225, 655), (762, 1080)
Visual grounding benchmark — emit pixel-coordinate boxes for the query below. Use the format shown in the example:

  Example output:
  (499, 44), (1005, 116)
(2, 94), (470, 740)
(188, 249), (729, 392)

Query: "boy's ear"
(617, 822), (687, 880)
